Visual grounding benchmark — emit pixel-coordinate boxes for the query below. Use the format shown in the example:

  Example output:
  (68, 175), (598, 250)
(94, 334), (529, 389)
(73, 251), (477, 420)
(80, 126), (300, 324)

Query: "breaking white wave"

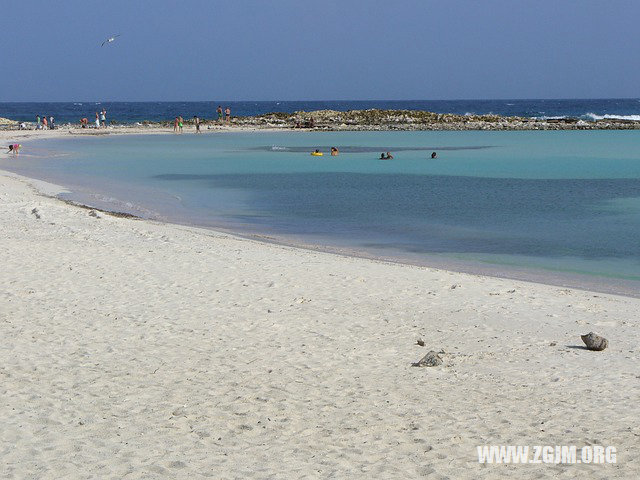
(271, 146), (289, 151)
(533, 113), (640, 122)
(535, 115), (567, 120)
(583, 113), (640, 121)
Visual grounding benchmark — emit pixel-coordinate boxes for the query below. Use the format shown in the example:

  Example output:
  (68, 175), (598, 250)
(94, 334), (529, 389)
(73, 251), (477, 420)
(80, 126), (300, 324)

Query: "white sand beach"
(0, 124), (271, 144)
(4, 0), (639, 474)
(0, 124), (292, 154)
(1, 160), (639, 479)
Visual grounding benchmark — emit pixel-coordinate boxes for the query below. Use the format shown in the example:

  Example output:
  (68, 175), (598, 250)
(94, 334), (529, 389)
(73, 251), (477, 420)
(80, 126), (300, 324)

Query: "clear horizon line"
(1, 97), (640, 104)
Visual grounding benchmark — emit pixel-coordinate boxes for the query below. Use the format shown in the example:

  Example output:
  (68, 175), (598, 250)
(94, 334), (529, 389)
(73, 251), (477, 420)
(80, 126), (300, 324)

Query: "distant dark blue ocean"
(2, 99), (640, 123)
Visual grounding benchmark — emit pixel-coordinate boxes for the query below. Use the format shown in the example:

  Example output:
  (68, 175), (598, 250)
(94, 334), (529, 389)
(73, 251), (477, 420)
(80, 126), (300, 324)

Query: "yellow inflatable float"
(310, 150), (323, 156)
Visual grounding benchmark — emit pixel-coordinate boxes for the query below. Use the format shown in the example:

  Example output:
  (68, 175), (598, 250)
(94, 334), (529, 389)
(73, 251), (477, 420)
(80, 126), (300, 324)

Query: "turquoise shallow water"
(3, 130), (640, 293)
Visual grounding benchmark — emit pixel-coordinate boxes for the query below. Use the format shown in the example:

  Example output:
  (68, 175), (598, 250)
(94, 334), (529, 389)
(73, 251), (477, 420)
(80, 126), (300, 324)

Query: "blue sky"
(2, 0), (638, 101)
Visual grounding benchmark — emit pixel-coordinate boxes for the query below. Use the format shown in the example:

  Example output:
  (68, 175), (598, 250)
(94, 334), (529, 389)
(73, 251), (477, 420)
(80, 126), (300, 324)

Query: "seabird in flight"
(101, 35), (121, 47)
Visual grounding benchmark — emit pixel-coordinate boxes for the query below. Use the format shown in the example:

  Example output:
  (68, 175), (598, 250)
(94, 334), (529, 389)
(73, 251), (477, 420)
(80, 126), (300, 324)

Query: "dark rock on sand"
(412, 351), (443, 367)
(581, 332), (609, 351)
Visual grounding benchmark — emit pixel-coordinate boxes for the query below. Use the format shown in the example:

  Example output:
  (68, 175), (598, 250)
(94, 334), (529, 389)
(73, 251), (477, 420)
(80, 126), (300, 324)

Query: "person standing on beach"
(178, 116), (184, 133)
(49, 116), (55, 130)
(95, 112), (100, 128)
(42, 116), (48, 129)
(225, 107), (231, 123)
(194, 116), (201, 133)
(36, 115), (41, 130)
(217, 105), (223, 122)
(174, 117), (179, 133)
(100, 109), (107, 128)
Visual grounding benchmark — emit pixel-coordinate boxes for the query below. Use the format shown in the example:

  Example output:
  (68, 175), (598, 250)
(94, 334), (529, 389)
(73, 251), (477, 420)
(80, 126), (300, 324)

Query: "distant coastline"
(2, 98), (640, 130)
(3, 108), (640, 133)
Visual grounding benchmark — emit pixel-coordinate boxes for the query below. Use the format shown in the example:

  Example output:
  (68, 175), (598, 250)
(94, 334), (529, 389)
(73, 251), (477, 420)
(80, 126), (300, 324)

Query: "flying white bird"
(101, 35), (121, 47)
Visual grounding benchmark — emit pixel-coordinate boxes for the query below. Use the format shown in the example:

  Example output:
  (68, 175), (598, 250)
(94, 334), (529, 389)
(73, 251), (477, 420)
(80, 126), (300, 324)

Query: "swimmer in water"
(385, 152), (393, 160)
(331, 147), (339, 156)
(431, 151), (437, 159)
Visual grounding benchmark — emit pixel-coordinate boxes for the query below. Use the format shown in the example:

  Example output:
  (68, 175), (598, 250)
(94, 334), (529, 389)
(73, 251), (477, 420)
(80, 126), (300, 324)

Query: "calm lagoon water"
(4, 130), (640, 294)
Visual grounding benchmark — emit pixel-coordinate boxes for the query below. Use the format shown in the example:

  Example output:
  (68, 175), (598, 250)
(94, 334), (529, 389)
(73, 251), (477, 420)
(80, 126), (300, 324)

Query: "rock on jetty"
(232, 109), (640, 131)
(0, 117), (18, 127)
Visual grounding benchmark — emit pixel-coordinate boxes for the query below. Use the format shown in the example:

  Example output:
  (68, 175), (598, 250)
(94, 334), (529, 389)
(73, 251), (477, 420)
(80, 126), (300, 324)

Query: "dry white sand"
(0, 123), (282, 145)
(1, 167), (639, 479)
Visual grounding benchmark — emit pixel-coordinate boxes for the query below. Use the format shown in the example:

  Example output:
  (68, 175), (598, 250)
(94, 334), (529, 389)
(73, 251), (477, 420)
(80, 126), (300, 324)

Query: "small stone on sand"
(412, 351), (443, 367)
(581, 332), (608, 351)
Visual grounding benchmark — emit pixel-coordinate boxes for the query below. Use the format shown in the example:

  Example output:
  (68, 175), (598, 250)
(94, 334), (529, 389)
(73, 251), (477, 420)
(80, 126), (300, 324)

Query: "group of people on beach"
(78, 109), (107, 129)
(216, 105), (231, 122)
(173, 115), (203, 134)
(174, 116), (184, 133)
(171, 106), (230, 134)
(35, 115), (55, 130)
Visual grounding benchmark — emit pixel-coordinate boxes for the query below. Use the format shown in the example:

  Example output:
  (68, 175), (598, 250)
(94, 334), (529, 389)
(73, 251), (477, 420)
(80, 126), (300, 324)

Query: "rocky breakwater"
(232, 109), (640, 131)
(0, 117), (18, 128)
